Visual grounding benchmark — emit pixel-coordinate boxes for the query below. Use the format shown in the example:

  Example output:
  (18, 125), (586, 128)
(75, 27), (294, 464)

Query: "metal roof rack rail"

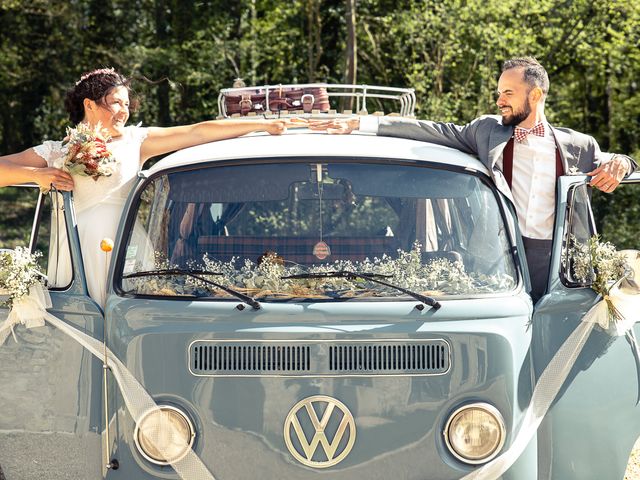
(218, 83), (416, 119)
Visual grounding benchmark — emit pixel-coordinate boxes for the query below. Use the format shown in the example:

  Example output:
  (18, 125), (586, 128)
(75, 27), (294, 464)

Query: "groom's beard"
(501, 100), (532, 127)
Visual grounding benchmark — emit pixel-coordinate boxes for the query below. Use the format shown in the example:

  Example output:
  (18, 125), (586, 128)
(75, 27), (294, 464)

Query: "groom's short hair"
(502, 57), (550, 95)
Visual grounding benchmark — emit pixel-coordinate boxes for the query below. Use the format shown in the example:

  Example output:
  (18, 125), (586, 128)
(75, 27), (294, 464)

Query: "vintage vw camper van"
(0, 85), (639, 479)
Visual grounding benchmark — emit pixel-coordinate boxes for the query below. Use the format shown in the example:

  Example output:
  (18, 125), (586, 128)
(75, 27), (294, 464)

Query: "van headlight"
(444, 402), (506, 464)
(134, 405), (195, 465)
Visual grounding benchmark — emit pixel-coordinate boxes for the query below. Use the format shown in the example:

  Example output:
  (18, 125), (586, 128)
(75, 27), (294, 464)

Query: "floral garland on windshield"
(125, 243), (515, 299)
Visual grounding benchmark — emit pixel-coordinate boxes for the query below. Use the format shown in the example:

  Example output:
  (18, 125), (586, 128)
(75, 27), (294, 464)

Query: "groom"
(313, 57), (637, 302)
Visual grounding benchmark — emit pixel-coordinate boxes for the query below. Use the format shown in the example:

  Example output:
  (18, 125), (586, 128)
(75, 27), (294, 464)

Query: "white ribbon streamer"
(461, 250), (640, 479)
(0, 286), (214, 480)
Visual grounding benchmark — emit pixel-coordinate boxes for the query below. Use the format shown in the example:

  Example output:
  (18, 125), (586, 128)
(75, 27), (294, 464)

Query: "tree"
(0, 0), (638, 248)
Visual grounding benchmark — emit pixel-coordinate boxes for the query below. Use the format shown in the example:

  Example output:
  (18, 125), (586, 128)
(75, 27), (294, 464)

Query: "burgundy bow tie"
(514, 123), (545, 143)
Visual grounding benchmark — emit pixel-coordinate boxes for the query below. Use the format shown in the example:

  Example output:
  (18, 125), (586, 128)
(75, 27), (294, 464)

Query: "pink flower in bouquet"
(85, 159), (99, 172)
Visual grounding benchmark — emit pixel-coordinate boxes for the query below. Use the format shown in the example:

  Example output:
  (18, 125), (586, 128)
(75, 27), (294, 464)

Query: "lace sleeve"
(130, 124), (149, 146)
(32, 140), (65, 168)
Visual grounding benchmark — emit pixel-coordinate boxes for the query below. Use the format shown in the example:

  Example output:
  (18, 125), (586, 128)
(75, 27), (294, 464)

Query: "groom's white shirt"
(501, 128), (557, 240)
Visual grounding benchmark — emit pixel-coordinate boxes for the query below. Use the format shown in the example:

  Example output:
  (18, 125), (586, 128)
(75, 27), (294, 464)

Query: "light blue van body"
(0, 131), (639, 479)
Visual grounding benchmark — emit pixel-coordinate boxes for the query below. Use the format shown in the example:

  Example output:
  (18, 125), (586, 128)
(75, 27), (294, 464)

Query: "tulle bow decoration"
(0, 285), (50, 345)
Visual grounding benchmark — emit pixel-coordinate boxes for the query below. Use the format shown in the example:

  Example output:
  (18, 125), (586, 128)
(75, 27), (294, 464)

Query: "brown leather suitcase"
(223, 86), (330, 115)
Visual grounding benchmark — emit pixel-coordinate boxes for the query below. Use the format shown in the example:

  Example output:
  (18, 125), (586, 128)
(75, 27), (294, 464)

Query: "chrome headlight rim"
(134, 404), (196, 466)
(443, 402), (506, 465)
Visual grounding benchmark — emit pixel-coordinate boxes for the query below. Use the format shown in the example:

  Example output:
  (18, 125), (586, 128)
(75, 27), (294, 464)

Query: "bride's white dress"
(34, 126), (148, 308)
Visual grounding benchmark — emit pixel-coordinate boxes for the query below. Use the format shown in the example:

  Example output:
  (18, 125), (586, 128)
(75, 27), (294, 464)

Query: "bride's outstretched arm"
(139, 118), (305, 164)
(0, 149), (74, 190)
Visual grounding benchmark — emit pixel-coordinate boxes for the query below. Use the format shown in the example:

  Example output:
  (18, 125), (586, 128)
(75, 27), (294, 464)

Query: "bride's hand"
(265, 117), (308, 135)
(35, 167), (74, 191)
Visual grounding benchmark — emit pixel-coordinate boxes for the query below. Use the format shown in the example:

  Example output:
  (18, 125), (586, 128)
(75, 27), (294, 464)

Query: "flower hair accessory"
(74, 67), (116, 86)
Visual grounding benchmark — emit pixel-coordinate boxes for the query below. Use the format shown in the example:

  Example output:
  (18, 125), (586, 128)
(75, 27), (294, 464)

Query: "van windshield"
(119, 161), (516, 301)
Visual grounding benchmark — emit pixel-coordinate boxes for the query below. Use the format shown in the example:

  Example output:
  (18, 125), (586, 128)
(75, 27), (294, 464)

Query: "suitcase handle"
(301, 94), (315, 113)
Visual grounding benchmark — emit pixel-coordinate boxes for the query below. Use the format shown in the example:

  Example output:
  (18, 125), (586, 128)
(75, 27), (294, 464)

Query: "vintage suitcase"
(223, 86), (330, 115)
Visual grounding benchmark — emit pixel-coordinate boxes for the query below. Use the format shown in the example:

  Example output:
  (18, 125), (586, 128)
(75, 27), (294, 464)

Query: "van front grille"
(189, 340), (450, 376)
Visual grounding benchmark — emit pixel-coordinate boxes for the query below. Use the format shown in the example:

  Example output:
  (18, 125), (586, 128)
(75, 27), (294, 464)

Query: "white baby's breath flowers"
(569, 235), (627, 290)
(569, 234), (630, 329)
(0, 247), (43, 308)
(126, 242), (515, 299)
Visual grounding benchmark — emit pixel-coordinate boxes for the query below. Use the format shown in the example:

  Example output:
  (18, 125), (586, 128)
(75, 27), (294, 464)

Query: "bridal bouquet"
(0, 247), (43, 308)
(62, 122), (117, 180)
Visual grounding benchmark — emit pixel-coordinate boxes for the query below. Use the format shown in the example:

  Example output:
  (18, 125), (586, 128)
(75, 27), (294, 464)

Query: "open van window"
(0, 186), (71, 288)
(118, 161), (517, 301)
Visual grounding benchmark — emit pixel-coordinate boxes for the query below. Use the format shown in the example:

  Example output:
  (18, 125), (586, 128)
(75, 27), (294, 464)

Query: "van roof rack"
(218, 83), (415, 119)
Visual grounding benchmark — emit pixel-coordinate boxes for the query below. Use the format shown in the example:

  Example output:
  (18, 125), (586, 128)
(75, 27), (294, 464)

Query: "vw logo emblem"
(283, 395), (356, 468)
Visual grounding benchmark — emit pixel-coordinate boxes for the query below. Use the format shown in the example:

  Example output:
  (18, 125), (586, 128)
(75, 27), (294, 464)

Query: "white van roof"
(145, 129), (489, 177)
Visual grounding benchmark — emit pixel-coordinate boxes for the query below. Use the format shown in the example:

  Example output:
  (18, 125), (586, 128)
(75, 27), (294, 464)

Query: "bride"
(0, 68), (297, 307)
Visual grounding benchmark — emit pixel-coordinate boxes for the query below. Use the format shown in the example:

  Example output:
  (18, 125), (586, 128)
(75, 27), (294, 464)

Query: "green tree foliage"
(0, 0), (639, 248)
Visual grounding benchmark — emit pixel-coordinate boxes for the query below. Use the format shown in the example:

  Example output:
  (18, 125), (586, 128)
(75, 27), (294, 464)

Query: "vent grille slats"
(190, 340), (449, 376)
(328, 342), (447, 373)
(192, 344), (310, 374)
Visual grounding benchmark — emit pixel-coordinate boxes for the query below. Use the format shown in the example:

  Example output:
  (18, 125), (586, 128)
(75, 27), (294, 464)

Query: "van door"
(0, 188), (104, 479)
(531, 173), (640, 479)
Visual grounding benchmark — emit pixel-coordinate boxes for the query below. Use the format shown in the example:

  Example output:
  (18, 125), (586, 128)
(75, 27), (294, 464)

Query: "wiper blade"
(282, 271), (441, 310)
(122, 268), (261, 310)
(123, 268), (222, 278)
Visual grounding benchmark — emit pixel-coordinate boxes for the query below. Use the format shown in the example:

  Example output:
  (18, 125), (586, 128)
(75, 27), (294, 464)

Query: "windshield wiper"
(122, 268), (261, 310)
(282, 271), (441, 310)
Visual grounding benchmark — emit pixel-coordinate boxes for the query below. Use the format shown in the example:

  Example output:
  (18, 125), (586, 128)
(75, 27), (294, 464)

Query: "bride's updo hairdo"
(65, 68), (136, 124)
